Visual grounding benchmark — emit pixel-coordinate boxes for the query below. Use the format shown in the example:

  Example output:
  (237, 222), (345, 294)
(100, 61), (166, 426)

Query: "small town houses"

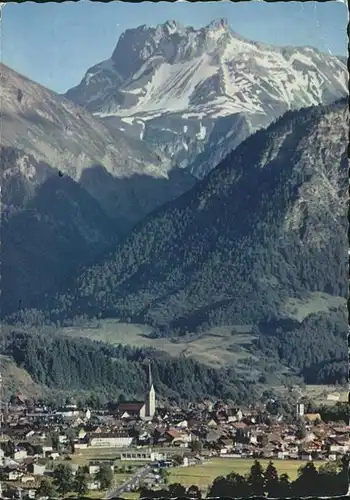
(0, 394), (349, 498)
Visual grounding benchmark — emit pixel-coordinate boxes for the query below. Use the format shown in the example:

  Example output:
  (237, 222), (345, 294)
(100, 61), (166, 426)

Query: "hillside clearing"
(60, 320), (259, 369)
(280, 293), (345, 323)
(60, 292), (345, 372)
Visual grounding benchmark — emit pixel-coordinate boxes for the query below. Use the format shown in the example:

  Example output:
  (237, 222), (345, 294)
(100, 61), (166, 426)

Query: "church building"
(118, 360), (156, 421)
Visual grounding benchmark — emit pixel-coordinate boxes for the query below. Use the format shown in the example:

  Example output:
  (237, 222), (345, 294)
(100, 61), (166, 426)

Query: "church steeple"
(148, 359), (153, 389)
(145, 359), (156, 420)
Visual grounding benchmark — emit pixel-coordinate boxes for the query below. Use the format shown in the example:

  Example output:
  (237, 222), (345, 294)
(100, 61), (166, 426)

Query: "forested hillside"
(1, 328), (256, 404)
(0, 64), (195, 317)
(5, 100), (347, 389)
(41, 99), (347, 334)
(253, 307), (347, 384)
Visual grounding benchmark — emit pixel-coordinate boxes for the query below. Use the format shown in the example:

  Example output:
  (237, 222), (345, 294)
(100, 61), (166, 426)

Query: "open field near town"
(272, 383), (348, 406)
(61, 319), (259, 369)
(60, 291), (345, 373)
(303, 385), (348, 405)
(169, 458), (327, 491)
(63, 492), (103, 499)
(120, 493), (139, 500)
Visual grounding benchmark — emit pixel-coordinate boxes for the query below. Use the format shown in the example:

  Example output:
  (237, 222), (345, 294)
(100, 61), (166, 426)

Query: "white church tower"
(296, 401), (305, 420)
(145, 360), (156, 420)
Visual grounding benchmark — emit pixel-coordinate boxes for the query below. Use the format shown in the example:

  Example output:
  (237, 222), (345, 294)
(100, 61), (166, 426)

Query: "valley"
(60, 320), (258, 369)
(0, 7), (348, 499)
(0, 15), (347, 408)
(58, 290), (346, 381)
(2, 96), (348, 403)
(43, 99), (348, 347)
(59, 290), (345, 362)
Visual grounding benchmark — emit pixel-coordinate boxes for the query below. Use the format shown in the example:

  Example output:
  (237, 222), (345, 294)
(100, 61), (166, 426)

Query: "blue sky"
(2, 1), (348, 93)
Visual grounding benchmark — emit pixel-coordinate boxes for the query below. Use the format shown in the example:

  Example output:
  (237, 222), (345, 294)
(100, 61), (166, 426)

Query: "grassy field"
(84, 493), (104, 499)
(120, 493), (139, 500)
(272, 383), (348, 406)
(51, 454), (331, 498)
(303, 385), (348, 405)
(0, 354), (45, 398)
(60, 292), (345, 372)
(279, 293), (345, 323)
(64, 491), (102, 499)
(169, 458), (325, 491)
(61, 320), (258, 369)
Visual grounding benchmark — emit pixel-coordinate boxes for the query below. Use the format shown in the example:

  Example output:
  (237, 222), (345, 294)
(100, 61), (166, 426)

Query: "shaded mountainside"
(0, 64), (195, 316)
(0, 63), (195, 225)
(0, 64), (164, 181)
(254, 307), (347, 384)
(66, 19), (347, 178)
(44, 99), (347, 334)
(0, 328), (256, 404)
(0, 150), (117, 315)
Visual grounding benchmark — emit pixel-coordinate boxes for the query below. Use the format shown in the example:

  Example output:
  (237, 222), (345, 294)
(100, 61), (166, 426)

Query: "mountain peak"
(66, 20), (347, 178)
(160, 20), (184, 34)
(207, 18), (230, 31)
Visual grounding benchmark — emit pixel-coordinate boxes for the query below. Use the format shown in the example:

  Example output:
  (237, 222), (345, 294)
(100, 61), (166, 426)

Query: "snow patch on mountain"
(196, 123), (207, 140)
(66, 20), (347, 178)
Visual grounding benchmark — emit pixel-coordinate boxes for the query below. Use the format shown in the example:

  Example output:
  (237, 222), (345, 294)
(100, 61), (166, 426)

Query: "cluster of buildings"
(0, 369), (348, 499)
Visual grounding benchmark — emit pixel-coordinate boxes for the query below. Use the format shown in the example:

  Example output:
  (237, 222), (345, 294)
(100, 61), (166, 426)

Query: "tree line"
(36, 462), (114, 498)
(140, 458), (349, 499)
(254, 308), (347, 384)
(2, 328), (256, 404)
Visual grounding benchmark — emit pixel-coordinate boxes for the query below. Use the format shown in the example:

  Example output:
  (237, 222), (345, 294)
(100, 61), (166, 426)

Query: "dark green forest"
(1, 328), (256, 404)
(0, 148), (122, 317)
(253, 307), (347, 384)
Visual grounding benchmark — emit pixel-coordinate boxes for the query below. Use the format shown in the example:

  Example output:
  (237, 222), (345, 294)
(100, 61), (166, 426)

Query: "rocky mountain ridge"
(66, 19), (348, 178)
(0, 63), (195, 223)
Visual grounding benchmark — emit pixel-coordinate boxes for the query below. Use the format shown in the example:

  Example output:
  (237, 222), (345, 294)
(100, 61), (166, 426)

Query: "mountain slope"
(0, 64), (162, 180)
(0, 63), (195, 224)
(0, 148), (118, 315)
(47, 99), (348, 331)
(0, 327), (256, 404)
(66, 19), (347, 178)
(0, 65), (195, 316)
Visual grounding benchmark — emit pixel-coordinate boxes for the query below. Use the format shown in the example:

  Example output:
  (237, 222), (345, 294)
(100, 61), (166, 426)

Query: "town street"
(104, 464), (150, 499)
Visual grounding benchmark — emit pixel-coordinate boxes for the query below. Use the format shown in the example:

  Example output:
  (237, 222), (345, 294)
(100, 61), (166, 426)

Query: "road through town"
(104, 464), (150, 499)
